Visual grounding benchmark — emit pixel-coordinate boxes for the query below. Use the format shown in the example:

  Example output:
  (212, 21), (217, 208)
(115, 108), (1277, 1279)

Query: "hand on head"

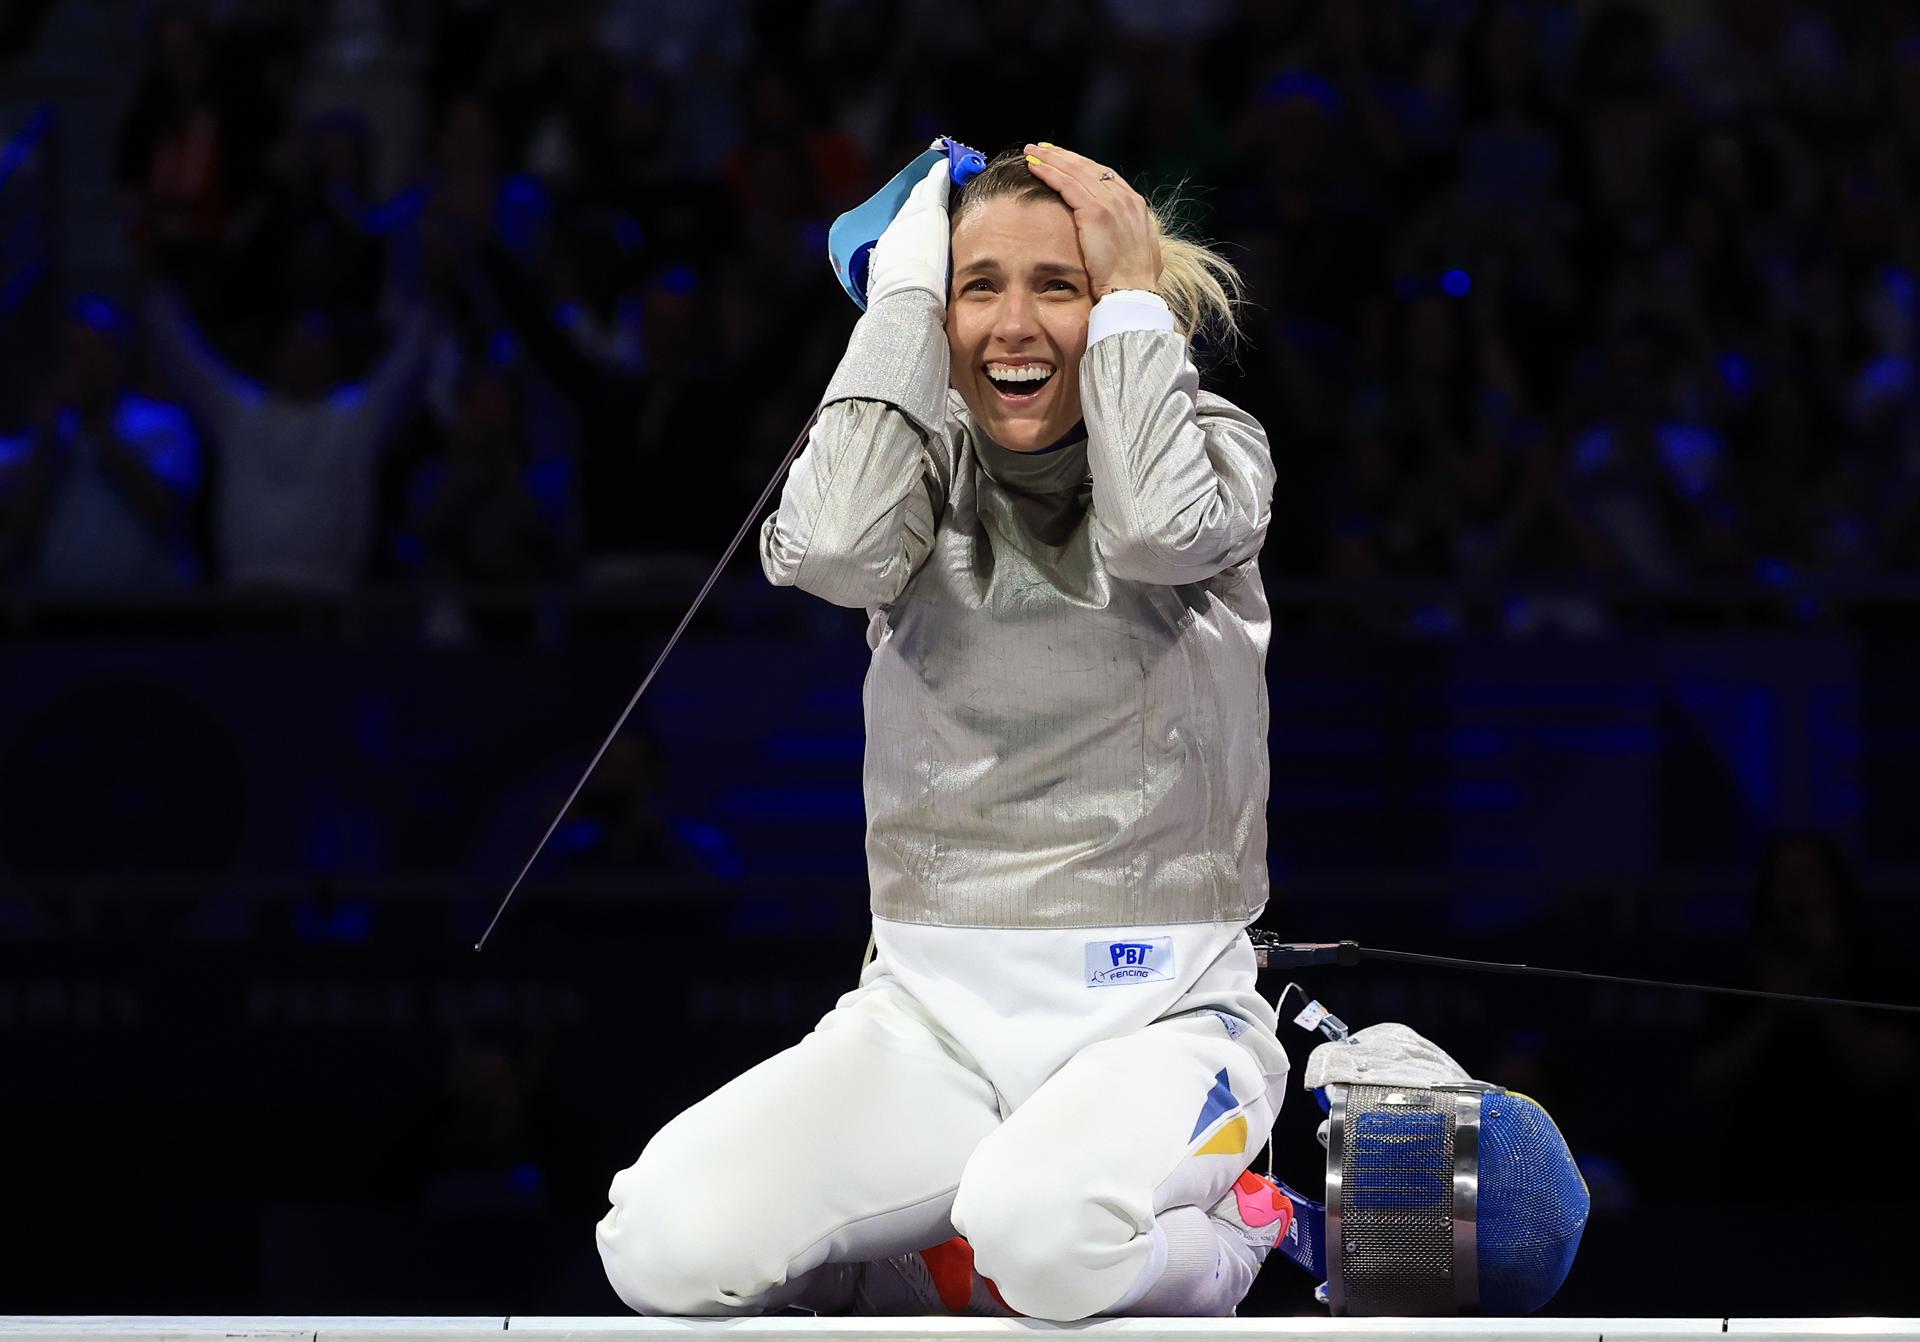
(1021, 143), (1163, 300)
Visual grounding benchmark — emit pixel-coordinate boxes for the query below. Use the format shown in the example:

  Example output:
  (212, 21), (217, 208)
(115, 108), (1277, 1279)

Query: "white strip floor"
(3, 1320), (1917, 1342)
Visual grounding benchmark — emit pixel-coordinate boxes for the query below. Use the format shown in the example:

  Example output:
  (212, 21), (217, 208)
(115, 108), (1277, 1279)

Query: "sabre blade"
(474, 409), (822, 951)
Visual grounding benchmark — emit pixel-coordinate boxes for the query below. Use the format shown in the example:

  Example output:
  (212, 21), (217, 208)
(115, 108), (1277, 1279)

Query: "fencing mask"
(1269, 1023), (1590, 1316)
(826, 135), (985, 309)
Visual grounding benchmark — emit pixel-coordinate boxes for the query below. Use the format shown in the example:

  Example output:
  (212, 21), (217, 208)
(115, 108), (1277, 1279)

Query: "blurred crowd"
(3, 0), (1920, 618)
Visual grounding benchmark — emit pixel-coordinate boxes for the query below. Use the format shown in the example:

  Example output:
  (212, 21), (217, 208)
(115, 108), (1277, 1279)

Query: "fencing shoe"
(1210, 1169), (1295, 1268)
(849, 1237), (1017, 1316)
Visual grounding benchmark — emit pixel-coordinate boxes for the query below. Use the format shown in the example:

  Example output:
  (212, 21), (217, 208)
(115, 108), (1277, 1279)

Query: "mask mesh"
(1477, 1092), (1590, 1313)
(1334, 1083), (1459, 1315)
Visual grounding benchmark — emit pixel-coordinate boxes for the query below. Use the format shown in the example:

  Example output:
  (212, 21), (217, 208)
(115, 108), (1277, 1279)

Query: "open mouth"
(985, 363), (1055, 405)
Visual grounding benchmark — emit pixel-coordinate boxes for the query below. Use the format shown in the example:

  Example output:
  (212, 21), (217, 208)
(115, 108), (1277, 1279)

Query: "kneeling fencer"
(594, 137), (1587, 1319)
(596, 136), (1286, 1320)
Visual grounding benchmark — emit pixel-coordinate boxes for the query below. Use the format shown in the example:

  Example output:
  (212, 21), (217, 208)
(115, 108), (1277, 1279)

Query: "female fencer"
(596, 142), (1291, 1320)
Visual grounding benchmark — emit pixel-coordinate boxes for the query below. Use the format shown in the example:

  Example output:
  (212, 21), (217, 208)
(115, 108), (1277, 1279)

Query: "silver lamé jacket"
(759, 290), (1275, 930)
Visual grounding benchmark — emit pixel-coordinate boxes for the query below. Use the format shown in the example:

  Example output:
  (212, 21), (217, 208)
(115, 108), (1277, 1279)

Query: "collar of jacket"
(972, 420), (1090, 495)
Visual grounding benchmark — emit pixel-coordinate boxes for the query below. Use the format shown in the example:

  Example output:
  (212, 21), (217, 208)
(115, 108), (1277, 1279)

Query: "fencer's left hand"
(866, 157), (951, 310)
(1022, 142), (1163, 301)
(1302, 1022), (1476, 1093)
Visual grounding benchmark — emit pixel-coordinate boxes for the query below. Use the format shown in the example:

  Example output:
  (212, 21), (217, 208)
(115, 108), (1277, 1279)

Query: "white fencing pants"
(596, 973), (1286, 1320)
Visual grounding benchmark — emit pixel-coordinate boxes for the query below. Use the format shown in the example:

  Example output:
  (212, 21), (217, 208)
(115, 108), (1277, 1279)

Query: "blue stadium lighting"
(1442, 268), (1472, 297)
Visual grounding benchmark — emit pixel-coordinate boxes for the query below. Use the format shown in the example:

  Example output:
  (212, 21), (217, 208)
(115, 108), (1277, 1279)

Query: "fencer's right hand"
(865, 157), (950, 310)
(1302, 1021), (1475, 1092)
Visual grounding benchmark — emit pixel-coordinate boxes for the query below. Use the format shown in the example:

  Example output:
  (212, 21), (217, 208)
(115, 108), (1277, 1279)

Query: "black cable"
(1253, 937), (1920, 1016)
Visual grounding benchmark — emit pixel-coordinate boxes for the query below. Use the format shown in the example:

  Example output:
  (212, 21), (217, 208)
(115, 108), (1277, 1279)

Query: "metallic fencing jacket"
(760, 290), (1274, 929)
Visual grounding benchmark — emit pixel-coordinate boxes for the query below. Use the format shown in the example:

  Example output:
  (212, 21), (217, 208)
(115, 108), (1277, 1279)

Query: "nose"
(990, 288), (1041, 345)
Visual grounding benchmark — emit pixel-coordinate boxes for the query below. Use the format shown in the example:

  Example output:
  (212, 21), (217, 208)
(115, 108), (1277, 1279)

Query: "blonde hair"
(949, 149), (1245, 354)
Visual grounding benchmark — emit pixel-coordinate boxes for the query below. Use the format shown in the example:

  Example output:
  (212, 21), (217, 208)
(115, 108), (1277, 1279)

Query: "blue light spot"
(528, 456), (573, 519)
(1882, 264), (1916, 315)
(496, 174), (553, 258)
(1718, 349), (1755, 400)
(486, 328), (519, 366)
(1410, 602), (1461, 635)
(0, 105), (53, 192)
(0, 255), (46, 314)
(1442, 268), (1472, 298)
(674, 818), (746, 879)
(509, 1162), (546, 1194)
(329, 383), (368, 412)
(551, 817), (605, 855)
(293, 897), (373, 943)
(361, 183), (427, 235)
(77, 296), (122, 333)
(1258, 70), (1344, 116)
(658, 264), (699, 297)
(500, 173), (549, 210)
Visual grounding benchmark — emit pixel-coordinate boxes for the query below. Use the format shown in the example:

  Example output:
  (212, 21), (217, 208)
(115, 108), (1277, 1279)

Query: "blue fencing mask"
(1271, 1027), (1590, 1314)
(827, 136), (985, 310)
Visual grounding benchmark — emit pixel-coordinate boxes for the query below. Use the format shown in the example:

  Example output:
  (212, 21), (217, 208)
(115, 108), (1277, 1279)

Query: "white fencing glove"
(864, 157), (951, 309)
(1303, 1021), (1475, 1092)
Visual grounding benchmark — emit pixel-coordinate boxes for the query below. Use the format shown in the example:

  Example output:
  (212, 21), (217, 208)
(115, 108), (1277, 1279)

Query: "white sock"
(1108, 1205), (1258, 1317)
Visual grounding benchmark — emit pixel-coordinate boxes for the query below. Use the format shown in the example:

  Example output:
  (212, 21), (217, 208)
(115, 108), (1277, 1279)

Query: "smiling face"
(947, 195), (1092, 453)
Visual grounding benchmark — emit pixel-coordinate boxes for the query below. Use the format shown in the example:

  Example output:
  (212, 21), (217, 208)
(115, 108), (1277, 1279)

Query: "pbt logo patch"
(1086, 937), (1174, 987)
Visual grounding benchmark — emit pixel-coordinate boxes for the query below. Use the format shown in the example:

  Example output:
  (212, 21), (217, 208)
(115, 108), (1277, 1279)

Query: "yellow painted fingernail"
(1026, 155), (1040, 165)
(1039, 141), (1055, 148)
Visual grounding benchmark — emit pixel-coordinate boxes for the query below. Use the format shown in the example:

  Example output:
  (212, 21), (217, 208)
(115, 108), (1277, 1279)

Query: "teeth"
(987, 364), (1054, 384)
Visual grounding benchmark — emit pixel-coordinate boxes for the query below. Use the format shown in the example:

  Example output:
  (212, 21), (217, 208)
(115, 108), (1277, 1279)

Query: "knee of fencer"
(953, 1138), (1140, 1320)
(597, 1151), (775, 1316)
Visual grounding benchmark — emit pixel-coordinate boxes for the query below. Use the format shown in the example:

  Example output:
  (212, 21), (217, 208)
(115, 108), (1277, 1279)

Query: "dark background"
(2, 0), (1918, 1319)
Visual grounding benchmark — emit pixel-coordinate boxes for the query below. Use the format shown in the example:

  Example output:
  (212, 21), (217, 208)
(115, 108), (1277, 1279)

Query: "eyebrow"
(952, 258), (1089, 280)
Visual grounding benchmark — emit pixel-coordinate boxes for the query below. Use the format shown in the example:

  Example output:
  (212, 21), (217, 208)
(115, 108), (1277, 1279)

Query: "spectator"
(1563, 314), (1744, 585)
(1666, 0), (1843, 124)
(546, 734), (717, 877)
(8, 0), (1920, 602)
(1695, 833), (1919, 1200)
(114, 11), (281, 314)
(146, 286), (433, 592)
(0, 297), (203, 589)
(475, 238), (733, 572)
(1566, 3), (1675, 268)
(402, 353), (566, 588)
